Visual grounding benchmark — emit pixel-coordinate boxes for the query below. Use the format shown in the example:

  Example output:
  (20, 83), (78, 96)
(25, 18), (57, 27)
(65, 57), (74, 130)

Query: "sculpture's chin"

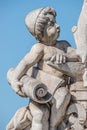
(48, 33), (59, 43)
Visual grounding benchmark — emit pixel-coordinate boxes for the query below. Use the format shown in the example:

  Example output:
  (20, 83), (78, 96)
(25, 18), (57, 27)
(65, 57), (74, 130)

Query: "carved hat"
(25, 8), (43, 36)
(25, 7), (56, 38)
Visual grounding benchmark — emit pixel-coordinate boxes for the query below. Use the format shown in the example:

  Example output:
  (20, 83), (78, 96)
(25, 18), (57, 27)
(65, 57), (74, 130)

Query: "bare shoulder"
(23, 42), (44, 63)
(56, 40), (71, 53)
(32, 43), (44, 51)
(31, 42), (44, 53)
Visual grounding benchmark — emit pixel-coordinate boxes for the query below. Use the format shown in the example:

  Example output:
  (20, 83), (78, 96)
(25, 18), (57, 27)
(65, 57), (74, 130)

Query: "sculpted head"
(25, 7), (60, 43)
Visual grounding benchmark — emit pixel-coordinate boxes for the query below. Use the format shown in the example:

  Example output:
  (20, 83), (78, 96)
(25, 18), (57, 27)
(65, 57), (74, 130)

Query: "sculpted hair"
(35, 7), (56, 41)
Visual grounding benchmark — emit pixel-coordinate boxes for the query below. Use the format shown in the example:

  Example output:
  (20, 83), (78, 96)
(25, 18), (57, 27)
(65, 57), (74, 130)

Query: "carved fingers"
(16, 90), (27, 97)
(11, 80), (27, 97)
(50, 54), (66, 64)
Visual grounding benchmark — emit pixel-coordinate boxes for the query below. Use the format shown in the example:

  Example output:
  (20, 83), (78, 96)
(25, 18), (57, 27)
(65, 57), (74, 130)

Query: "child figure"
(7, 7), (77, 130)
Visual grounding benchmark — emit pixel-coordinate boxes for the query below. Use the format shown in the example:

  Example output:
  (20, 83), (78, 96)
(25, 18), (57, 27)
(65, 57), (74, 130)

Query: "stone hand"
(11, 80), (27, 97)
(50, 54), (66, 64)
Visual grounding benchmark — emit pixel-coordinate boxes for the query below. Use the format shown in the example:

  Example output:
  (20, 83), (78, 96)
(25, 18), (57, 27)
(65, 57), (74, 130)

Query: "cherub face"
(42, 14), (60, 45)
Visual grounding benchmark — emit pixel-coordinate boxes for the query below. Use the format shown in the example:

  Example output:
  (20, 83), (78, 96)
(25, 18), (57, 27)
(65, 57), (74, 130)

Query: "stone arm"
(66, 45), (79, 62)
(7, 43), (44, 96)
(60, 40), (78, 61)
(48, 42), (81, 78)
(50, 41), (78, 67)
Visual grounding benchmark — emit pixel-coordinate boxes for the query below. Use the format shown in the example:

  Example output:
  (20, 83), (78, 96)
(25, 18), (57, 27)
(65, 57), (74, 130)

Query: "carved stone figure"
(6, 0), (87, 130)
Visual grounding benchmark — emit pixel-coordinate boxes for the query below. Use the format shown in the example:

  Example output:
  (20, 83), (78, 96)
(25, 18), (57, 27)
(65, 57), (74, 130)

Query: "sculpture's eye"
(50, 21), (54, 26)
(48, 21), (54, 26)
(47, 21), (51, 26)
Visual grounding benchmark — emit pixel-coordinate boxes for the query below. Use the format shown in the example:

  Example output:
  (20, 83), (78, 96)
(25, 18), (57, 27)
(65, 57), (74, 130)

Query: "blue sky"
(0, 0), (83, 129)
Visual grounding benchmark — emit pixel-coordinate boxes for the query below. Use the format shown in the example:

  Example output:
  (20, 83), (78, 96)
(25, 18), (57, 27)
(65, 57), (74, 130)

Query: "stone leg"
(6, 106), (32, 130)
(29, 100), (49, 130)
(50, 87), (71, 130)
(6, 118), (14, 130)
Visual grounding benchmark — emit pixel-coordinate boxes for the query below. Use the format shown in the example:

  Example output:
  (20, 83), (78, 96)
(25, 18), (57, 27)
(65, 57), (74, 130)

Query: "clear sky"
(0, 0), (83, 129)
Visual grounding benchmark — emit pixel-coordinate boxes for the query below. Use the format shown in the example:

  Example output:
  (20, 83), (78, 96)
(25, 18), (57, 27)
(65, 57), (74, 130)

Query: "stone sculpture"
(6, 0), (87, 130)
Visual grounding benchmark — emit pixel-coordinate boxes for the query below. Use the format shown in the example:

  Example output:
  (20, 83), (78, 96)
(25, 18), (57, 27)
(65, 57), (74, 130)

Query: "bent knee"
(53, 87), (71, 109)
(54, 87), (71, 100)
(33, 113), (43, 123)
(30, 103), (49, 123)
(30, 102), (49, 115)
(58, 87), (70, 95)
(6, 119), (14, 130)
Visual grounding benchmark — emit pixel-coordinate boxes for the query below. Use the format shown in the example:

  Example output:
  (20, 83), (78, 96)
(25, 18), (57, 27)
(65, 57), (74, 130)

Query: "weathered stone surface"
(7, 1), (87, 130)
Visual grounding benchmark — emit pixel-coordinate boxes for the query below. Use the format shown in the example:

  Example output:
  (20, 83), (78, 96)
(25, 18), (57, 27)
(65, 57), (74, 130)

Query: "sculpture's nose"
(56, 24), (60, 29)
(56, 24), (60, 32)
